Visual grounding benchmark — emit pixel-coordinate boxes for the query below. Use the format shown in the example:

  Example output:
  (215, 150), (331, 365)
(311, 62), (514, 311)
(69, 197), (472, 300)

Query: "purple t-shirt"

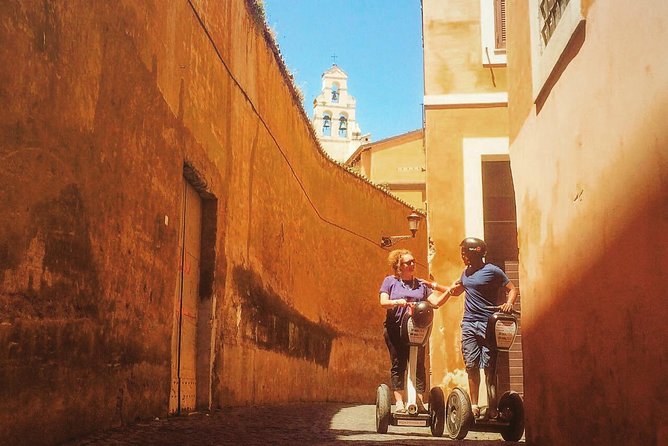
(380, 275), (432, 325)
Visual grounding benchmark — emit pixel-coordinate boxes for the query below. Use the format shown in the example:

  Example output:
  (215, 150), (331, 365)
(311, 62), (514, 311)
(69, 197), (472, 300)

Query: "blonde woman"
(379, 249), (451, 413)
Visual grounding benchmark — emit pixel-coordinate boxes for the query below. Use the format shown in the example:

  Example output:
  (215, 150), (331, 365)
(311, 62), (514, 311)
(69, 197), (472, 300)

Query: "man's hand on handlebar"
(499, 302), (514, 313)
(486, 304), (520, 315)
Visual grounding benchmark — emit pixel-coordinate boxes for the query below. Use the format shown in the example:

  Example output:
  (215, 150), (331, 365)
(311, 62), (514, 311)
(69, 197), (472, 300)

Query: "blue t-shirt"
(380, 275), (432, 325)
(461, 263), (510, 323)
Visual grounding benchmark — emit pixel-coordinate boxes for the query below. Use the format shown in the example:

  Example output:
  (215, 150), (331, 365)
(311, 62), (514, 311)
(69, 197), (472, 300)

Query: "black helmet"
(412, 301), (434, 328)
(460, 237), (487, 257)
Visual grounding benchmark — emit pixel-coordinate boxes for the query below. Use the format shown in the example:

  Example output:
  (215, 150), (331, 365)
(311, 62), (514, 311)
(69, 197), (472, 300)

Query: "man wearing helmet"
(446, 237), (518, 419)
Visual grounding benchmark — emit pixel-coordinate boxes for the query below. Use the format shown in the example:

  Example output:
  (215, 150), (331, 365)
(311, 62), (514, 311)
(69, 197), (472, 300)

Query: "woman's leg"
(384, 325), (408, 409)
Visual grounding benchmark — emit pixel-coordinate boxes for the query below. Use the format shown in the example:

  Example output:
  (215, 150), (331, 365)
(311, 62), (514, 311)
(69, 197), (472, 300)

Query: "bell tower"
(312, 64), (370, 163)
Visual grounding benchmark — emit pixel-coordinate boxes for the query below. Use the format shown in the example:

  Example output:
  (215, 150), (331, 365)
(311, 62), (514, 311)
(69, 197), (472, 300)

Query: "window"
(338, 115), (348, 138)
(480, 0), (507, 65)
(529, 0), (584, 101)
(322, 114), (331, 136)
(494, 0), (506, 49)
(540, 0), (571, 46)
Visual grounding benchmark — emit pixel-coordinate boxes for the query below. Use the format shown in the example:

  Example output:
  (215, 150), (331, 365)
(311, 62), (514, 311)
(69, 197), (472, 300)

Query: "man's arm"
(426, 283), (452, 307)
(499, 281), (518, 313)
(449, 279), (464, 296)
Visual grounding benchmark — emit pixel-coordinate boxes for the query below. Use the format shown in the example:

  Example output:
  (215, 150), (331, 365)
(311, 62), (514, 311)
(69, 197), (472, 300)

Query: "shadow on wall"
(231, 266), (337, 368)
(0, 183), (100, 320)
(522, 185), (667, 445)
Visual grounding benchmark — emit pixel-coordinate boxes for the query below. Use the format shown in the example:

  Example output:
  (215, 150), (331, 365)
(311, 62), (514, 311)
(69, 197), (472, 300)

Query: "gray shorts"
(461, 321), (493, 370)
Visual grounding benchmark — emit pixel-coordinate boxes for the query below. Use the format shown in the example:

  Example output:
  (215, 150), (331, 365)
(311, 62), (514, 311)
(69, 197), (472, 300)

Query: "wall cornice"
(424, 92), (508, 109)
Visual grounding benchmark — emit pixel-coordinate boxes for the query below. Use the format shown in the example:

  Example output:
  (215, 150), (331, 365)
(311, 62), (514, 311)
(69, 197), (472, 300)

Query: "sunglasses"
(401, 259), (416, 266)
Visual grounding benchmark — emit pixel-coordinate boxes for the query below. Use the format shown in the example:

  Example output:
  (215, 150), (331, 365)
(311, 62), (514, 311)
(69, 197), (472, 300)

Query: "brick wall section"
(496, 261), (523, 396)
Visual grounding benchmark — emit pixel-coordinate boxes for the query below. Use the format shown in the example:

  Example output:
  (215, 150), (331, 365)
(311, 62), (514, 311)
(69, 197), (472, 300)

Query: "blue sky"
(263, 1), (424, 142)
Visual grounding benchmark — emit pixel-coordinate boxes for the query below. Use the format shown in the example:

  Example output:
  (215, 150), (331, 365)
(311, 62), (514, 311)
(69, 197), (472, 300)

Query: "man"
(447, 237), (518, 419)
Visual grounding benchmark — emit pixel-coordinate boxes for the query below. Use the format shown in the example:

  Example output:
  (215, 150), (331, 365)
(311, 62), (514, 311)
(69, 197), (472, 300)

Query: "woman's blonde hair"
(388, 249), (412, 275)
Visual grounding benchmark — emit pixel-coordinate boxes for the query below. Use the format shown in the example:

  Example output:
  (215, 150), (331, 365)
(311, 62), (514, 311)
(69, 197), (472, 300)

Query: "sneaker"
(395, 402), (407, 414)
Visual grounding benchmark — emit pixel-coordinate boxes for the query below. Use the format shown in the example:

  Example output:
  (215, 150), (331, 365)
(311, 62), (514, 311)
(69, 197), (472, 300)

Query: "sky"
(263, 0), (425, 142)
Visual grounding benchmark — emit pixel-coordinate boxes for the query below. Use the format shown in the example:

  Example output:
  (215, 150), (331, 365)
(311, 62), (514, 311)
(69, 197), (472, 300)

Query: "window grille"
(539, 0), (571, 45)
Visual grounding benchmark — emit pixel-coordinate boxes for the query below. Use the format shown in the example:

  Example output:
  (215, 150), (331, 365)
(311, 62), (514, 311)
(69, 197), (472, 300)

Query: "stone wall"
(0, 1), (427, 444)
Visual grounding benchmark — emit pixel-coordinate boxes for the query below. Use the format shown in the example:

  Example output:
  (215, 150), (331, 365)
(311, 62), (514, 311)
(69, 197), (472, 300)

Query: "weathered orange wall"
(422, 0), (509, 392)
(424, 107), (509, 387)
(508, 1), (668, 444)
(0, 1), (427, 444)
(423, 0), (508, 95)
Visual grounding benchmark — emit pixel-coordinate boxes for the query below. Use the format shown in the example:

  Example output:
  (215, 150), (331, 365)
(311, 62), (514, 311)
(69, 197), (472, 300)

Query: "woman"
(379, 249), (452, 413)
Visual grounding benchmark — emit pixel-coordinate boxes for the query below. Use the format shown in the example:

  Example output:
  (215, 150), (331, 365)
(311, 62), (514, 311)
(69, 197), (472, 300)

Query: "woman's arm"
(380, 291), (407, 309)
(416, 278), (460, 308)
(424, 281), (452, 308)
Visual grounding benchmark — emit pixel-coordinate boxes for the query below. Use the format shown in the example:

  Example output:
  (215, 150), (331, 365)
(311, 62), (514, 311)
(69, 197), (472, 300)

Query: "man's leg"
(461, 322), (482, 416)
(415, 345), (427, 412)
(483, 348), (499, 418)
(467, 367), (481, 407)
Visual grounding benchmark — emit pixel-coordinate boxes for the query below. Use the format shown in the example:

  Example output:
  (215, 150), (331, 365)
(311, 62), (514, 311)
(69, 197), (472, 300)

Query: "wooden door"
(169, 180), (202, 414)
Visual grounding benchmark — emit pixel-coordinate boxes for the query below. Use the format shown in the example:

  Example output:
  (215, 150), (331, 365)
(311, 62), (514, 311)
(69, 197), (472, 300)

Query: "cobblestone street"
(62, 403), (524, 445)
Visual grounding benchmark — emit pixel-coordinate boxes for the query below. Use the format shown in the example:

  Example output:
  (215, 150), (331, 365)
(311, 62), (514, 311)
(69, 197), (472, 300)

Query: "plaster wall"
(369, 131), (425, 185)
(364, 130), (426, 211)
(507, 1), (668, 444)
(422, 0), (510, 396)
(423, 106), (509, 390)
(0, 1), (427, 444)
(422, 0), (508, 95)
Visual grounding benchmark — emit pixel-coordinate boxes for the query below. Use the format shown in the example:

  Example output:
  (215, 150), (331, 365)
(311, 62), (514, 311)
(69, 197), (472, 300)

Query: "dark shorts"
(461, 321), (492, 370)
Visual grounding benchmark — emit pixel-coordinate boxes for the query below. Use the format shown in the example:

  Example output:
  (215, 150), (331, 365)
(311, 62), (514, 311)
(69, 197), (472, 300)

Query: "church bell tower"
(312, 64), (369, 163)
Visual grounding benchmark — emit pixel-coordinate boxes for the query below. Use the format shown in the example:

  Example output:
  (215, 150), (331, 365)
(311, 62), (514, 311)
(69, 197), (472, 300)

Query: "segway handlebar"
(401, 301), (439, 309)
(484, 305), (521, 316)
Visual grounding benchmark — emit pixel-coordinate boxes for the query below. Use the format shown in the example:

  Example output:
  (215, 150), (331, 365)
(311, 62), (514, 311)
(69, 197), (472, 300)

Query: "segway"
(375, 301), (446, 436)
(445, 307), (525, 441)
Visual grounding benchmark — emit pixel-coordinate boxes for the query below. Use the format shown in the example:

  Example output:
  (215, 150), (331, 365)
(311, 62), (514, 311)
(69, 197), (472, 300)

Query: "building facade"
(346, 129), (426, 211)
(507, 1), (668, 444)
(421, 0), (520, 403)
(312, 64), (370, 162)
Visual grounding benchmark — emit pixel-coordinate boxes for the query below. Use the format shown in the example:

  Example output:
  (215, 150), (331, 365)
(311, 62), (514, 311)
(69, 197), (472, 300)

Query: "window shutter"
(494, 0), (507, 49)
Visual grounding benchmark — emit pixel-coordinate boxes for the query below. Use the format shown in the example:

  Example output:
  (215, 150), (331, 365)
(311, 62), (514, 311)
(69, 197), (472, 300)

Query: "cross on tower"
(331, 53), (338, 65)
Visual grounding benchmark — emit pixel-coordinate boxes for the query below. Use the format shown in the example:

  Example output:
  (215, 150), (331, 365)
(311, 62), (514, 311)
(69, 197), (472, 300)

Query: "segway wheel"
(498, 391), (525, 441)
(445, 387), (474, 440)
(428, 386), (445, 437)
(375, 384), (391, 434)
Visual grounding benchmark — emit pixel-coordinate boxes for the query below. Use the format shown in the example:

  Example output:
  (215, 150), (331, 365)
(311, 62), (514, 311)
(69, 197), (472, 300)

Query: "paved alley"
(62, 403), (523, 445)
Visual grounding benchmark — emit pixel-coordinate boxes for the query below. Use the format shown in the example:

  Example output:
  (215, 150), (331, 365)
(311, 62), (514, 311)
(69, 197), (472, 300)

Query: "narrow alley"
(62, 403), (520, 445)
(2, 0), (666, 445)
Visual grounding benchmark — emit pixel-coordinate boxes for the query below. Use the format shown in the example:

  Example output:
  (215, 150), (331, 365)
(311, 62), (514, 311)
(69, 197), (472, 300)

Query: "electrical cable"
(187, 1), (426, 260)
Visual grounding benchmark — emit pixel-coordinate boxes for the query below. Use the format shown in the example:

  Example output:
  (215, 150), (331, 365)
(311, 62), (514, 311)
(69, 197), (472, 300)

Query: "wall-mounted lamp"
(380, 212), (422, 248)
